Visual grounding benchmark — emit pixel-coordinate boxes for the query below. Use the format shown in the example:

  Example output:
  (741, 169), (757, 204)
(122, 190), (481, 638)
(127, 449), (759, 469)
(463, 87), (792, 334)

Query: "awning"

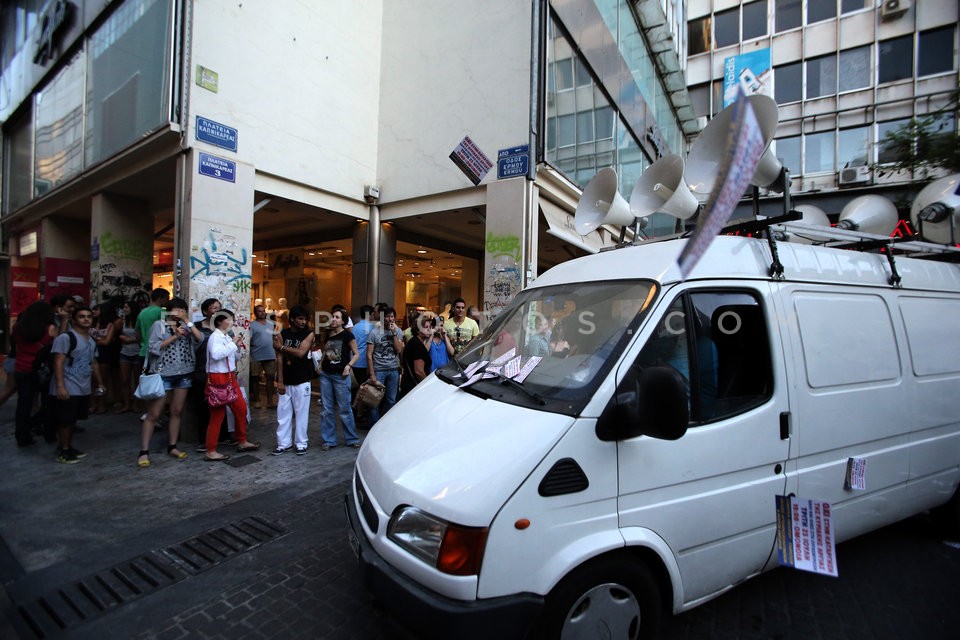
(540, 199), (610, 254)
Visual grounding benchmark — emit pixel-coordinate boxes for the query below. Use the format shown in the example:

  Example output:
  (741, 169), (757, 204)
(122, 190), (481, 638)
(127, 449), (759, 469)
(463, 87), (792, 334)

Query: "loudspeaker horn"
(575, 167), (635, 235)
(783, 204), (831, 244)
(909, 173), (960, 244)
(685, 95), (783, 199)
(629, 154), (700, 220)
(838, 194), (898, 235)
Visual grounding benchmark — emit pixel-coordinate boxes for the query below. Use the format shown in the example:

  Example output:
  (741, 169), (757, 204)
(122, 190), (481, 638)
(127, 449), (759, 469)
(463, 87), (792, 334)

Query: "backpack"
(33, 332), (77, 385)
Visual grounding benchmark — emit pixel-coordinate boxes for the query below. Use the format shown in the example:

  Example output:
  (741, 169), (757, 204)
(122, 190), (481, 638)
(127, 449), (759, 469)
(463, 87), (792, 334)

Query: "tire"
(532, 555), (664, 640)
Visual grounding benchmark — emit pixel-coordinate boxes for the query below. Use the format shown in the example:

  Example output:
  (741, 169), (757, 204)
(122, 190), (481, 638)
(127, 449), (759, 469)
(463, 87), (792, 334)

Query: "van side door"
(615, 285), (791, 605)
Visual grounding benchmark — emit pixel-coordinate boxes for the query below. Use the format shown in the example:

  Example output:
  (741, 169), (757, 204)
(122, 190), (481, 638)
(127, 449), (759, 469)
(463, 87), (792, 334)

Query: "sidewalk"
(0, 391), (362, 578)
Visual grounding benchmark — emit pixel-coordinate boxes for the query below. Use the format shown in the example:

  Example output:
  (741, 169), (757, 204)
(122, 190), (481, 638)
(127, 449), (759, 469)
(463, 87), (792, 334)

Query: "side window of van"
(634, 290), (773, 424)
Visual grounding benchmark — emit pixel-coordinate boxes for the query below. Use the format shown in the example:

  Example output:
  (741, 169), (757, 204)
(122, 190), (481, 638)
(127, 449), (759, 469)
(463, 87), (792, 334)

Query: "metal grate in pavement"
(15, 516), (286, 638)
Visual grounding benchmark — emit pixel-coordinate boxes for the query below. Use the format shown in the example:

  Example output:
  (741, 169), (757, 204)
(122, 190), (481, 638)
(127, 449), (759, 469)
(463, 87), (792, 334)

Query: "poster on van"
(775, 495), (838, 577)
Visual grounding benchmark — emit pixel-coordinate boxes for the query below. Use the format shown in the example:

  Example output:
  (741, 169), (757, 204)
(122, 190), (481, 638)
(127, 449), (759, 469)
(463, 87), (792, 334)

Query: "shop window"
(877, 118), (910, 164)
(838, 126), (870, 169)
(688, 16), (711, 55)
(878, 36), (913, 84)
(805, 130), (836, 173)
(775, 135), (801, 176)
(806, 54), (837, 99)
(807, 0), (836, 24)
(838, 46), (870, 92)
(775, 0), (802, 32)
(841, 0), (869, 13)
(742, 1), (768, 40)
(715, 8), (740, 48)
(774, 62), (802, 104)
(918, 26), (955, 77)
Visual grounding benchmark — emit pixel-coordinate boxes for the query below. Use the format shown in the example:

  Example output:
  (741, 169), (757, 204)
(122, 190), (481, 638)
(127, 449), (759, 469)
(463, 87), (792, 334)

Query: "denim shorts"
(162, 373), (193, 391)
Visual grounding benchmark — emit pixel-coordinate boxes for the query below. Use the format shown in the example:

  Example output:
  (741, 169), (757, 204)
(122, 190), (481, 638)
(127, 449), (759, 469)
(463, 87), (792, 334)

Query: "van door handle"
(779, 412), (790, 440)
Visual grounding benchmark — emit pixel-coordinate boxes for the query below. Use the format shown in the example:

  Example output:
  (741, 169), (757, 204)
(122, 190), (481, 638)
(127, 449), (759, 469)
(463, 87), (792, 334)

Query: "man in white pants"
(271, 306), (314, 455)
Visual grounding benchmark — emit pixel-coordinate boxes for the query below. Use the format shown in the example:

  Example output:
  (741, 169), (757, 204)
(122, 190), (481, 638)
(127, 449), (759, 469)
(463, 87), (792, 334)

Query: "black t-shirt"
(281, 327), (314, 385)
(401, 336), (432, 396)
(321, 329), (355, 376)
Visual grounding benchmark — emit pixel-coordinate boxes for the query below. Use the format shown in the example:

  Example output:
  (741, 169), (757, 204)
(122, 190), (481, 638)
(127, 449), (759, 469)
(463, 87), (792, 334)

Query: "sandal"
(236, 442), (261, 452)
(137, 450), (151, 468)
(167, 444), (188, 460)
(204, 453), (231, 462)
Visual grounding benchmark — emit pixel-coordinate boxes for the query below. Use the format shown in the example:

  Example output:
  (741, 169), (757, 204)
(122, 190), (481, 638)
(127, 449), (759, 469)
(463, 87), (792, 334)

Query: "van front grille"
(355, 474), (379, 534)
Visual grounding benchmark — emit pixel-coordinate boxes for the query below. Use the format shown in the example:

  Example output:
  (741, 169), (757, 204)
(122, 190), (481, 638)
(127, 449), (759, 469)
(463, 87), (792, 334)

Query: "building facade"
(1, 0), (693, 359)
(685, 0), (958, 220)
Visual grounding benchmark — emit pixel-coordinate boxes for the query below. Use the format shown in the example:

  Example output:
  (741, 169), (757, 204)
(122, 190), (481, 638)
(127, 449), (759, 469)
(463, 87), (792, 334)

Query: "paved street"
(1, 399), (958, 639)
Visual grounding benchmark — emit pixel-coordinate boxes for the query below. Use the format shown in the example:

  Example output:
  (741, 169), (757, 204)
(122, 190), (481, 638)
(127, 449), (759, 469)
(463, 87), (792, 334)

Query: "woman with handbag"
(203, 309), (260, 461)
(138, 297), (200, 468)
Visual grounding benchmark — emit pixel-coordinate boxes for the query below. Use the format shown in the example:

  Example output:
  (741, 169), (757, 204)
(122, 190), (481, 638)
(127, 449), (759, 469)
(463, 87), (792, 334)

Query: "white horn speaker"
(785, 204), (831, 244)
(910, 173), (960, 244)
(575, 167), (635, 235)
(838, 194), (898, 235)
(685, 95), (783, 199)
(629, 154), (700, 220)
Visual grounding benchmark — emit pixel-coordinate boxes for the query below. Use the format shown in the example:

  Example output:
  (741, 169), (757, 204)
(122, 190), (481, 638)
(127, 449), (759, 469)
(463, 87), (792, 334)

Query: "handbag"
(206, 374), (239, 407)
(134, 354), (165, 400)
(354, 379), (385, 410)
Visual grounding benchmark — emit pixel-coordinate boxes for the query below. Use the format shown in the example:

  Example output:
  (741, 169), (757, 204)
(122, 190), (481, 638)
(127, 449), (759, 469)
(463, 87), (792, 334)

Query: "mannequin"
(276, 297), (289, 329)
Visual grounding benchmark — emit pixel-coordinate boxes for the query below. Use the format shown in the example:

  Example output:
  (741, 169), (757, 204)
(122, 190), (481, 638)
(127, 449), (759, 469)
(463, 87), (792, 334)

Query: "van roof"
(532, 235), (960, 293)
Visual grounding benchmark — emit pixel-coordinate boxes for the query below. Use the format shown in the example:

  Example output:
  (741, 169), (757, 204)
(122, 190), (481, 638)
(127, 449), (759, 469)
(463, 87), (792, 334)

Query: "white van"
(346, 234), (960, 639)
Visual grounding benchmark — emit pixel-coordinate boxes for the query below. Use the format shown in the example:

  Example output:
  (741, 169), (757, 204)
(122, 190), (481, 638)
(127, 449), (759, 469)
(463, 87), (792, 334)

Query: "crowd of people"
(6, 290), (484, 467)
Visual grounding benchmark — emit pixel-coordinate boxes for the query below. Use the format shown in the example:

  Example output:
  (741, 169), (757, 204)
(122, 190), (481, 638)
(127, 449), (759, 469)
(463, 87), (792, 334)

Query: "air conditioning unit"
(839, 166), (873, 187)
(880, 0), (911, 21)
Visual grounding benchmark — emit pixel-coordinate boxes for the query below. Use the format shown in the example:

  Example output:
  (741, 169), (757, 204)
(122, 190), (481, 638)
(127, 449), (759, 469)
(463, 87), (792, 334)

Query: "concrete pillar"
(481, 178), (537, 322)
(176, 149), (255, 439)
(90, 194), (154, 306)
(352, 220), (397, 310)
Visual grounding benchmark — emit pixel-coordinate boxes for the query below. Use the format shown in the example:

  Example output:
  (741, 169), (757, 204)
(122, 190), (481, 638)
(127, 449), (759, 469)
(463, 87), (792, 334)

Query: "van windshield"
(437, 280), (658, 415)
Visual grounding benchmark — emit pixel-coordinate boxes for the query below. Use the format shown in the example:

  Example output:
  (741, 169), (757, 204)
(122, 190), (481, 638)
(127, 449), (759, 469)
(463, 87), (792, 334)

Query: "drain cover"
(14, 516), (286, 638)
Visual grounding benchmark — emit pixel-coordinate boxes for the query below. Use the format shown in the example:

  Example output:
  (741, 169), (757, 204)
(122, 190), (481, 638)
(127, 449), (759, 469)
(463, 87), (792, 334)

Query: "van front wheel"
(533, 556), (663, 640)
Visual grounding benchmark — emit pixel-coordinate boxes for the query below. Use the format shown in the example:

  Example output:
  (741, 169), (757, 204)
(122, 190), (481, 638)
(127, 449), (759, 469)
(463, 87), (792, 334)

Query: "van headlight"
(387, 506), (488, 576)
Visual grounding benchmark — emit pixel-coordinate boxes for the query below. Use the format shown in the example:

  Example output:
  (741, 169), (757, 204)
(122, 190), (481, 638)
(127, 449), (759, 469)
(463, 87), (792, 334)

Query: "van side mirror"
(597, 366), (689, 441)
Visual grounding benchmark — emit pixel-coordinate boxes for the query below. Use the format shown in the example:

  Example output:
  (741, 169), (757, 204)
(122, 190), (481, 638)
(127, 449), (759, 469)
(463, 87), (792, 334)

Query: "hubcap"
(560, 582), (641, 640)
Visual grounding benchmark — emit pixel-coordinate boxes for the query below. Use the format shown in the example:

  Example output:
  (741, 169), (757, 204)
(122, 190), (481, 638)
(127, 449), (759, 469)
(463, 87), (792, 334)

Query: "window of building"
(775, 135), (801, 176)
(878, 36), (913, 83)
(806, 54), (837, 99)
(805, 130), (836, 173)
(918, 113), (956, 158)
(632, 291), (773, 424)
(775, 62), (802, 103)
(35, 50), (85, 196)
(689, 83), (710, 119)
(555, 58), (574, 91)
(877, 118), (910, 164)
(715, 8), (740, 48)
(807, 0), (836, 24)
(688, 16), (711, 55)
(775, 0), (802, 32)
(711, 79), (723, 116)
(838, 46), (870, 92)
(3, 106), (34, 213)
(575, 57), (592, 87)
(838, 126), (870, 168)
(577, 110), (595, 144)
(841, 0), (869, 13)
(595, 106), (614, 140)
(918, 26), (956, 77)
(742, 1), (768, 40)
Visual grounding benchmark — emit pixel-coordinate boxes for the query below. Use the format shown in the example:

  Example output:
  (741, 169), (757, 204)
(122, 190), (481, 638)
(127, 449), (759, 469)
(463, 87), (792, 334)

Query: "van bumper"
(344, 494), (544, 640)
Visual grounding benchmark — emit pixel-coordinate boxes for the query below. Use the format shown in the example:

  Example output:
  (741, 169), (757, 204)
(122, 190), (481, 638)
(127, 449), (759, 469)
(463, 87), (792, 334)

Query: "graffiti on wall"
(188, 228), (253, 371)
(483, 232), (523, 320)
(90, 231), (152, 306)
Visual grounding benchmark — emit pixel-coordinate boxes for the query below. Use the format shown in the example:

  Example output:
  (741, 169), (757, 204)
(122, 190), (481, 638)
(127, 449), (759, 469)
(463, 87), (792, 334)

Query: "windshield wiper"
(486, 370), (546, 406)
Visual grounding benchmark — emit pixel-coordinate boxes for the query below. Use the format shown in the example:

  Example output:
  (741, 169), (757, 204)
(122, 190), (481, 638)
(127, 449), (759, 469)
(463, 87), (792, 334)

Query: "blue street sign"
(497, 144), (529, 179)
(196, 116), (238, 152)
(198, 152), (236, 183)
